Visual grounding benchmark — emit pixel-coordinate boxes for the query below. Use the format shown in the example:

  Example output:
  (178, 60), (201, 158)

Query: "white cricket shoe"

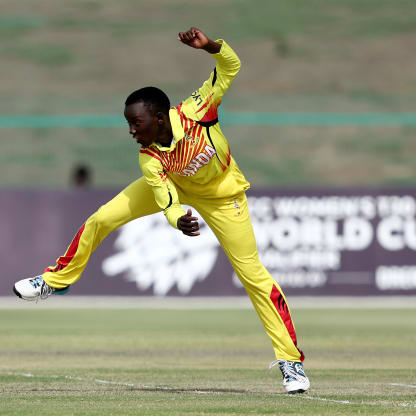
(270, 359), (310, 394)
(13, 275), (69, 302)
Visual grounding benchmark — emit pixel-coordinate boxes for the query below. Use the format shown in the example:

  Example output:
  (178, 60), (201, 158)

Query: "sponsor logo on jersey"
(233, 199), (241, 216)
(191, 91), (203, 106)
(177, 145), (216, 176)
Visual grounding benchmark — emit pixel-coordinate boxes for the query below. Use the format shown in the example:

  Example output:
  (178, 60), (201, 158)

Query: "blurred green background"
(1, 0), (415, 189)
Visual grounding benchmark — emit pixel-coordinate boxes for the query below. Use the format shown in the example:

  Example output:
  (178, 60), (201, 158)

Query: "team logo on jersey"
(177, 145), (216, 176)
(184, 135), (196, 147)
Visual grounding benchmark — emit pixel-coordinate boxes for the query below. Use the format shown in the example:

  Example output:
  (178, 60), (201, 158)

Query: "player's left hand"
(177, 208), (200, 237)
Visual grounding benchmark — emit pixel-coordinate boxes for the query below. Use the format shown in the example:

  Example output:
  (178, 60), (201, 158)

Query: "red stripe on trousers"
(45, 224), (86, 273)
(270, 284), (305, 362)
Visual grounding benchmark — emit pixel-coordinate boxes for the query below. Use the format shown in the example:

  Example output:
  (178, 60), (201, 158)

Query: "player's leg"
(191, 193), (309, 393)
(14, 177), (160, 300)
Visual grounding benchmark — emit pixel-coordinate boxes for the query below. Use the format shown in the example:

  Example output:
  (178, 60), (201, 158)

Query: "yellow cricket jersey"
(139, 39), (250, 228)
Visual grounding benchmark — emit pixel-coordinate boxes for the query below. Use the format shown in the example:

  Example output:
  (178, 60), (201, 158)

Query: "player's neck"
(156, 122), (174, 147)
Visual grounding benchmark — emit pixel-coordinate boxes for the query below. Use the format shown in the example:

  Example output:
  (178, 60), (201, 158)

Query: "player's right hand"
(177, 208), (200, 237)
(177, 27), (208, 49)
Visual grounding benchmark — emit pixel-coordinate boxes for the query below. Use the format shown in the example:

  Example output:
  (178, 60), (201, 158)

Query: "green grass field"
(1, 306), (415, 415)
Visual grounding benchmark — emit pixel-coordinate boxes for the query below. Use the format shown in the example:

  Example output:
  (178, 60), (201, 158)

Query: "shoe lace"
(269, 360), (304, 383)
(29, 276), (42, 289)
(35, 281), (53, 303)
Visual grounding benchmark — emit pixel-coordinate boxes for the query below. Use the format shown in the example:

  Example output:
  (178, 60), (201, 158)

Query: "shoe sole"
(13, 285), (23, 299)
(13, 284), (69, 300)
(288, 389), (307, 394)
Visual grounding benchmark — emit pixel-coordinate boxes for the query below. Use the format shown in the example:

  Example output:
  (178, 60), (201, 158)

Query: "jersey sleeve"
(139, 150), (186, 229)
(180, 39), (241, 123)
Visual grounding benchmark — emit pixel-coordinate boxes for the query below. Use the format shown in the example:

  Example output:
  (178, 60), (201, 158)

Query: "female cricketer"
(14, 27), (310, 394)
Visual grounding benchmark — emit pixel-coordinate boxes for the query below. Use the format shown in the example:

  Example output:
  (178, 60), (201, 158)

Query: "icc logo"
(102, 210), (219, 295)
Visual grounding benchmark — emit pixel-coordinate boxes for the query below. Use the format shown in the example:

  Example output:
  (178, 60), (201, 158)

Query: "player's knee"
(90, 206), (113, 231)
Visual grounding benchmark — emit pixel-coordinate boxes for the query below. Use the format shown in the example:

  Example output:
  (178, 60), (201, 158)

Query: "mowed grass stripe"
(4, 371), (416, 413)
(6, 371), (416, 404)
(0, 308), (415, 415)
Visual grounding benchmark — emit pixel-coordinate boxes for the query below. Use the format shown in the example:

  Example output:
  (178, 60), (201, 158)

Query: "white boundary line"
(301, 396), (353, 405)
(301, 395), (416, 408)
(7, 372), (143, 389)
(390, 383), (416, 389)
(5, 372), (416, 407)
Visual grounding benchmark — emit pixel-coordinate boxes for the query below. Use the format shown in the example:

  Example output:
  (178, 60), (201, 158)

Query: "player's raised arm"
(177, 27), (241, 122)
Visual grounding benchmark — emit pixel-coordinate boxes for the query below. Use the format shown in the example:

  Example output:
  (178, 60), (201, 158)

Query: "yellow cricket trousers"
(43, 176), (304, 362)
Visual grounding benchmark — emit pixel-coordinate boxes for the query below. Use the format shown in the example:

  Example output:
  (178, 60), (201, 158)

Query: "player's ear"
(156, 112), (164, 125)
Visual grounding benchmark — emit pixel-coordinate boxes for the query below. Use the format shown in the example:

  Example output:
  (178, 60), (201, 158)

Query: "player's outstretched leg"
(193, 192), (310, 394)
(14, 275), (69, 302)
(13, 177), (160, 302)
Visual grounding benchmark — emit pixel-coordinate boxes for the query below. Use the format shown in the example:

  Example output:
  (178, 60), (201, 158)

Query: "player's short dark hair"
(125, 87), (170, 115)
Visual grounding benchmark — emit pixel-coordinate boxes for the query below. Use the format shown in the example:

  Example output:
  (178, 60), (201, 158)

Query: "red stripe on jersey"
(226, 146), (231, 166)
(163, 153), (172, 171)
(196, 93), (218, 123)
(189, 124), (197, 142)
(161, 152), (169, 170)
(189, 140), (196, 166)
(184, 140), (191, 167)
(173, 147), (181, 172)
(196, 124), (203, 138)
(178, 140), (185, 171)
(179, 111), (185, 128)
(170, 143), (177, 172)
(196, 93), (214, 114)
(140, 149), (164, 166)
(200, 102), (218, 123)
(270, 285), (305, 362)
(45, 223), (86, 273)
(194, 135), (205, 157)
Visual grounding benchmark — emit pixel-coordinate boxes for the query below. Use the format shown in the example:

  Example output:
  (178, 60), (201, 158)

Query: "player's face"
(124, 102), (158, 147)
